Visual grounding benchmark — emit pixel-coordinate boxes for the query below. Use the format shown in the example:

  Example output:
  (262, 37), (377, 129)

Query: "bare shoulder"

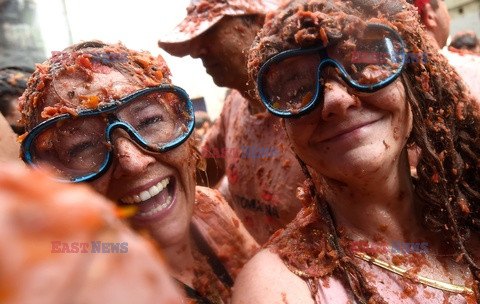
(232, 248), (314, 304)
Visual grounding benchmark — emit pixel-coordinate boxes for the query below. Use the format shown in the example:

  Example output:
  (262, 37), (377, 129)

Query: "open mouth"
(119, 176), (176, 219)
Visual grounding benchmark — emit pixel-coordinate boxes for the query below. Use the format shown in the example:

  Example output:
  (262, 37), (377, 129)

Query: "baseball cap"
(158, 0), (279, 57)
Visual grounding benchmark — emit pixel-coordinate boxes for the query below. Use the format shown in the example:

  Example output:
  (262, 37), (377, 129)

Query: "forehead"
(40, 66), (142, 120)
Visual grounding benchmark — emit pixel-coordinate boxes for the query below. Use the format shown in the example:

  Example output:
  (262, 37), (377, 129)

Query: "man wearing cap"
(159, 0), (305, 244)
(410, 0), (450, 49)
(409, 0), (480, 103)
(0, 66), (31, 163)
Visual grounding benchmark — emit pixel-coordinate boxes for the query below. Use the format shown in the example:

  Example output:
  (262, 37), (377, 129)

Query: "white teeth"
(140, 190), (151, 201)
(156, 181), (164, 193)
(138, 195), (172, 217)
(162, 178), (169, 188)
(121, 177), (170, 204)
(149, 185), (160, 197)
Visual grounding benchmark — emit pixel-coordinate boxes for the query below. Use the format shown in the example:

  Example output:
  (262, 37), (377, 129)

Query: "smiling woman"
(232, 0), (480, 303)
(19, 41), (258, 304)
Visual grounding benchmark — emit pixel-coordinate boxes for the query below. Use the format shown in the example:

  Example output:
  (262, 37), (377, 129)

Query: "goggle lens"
(258, 24), (405, 116)
(26, 89), (192, 181)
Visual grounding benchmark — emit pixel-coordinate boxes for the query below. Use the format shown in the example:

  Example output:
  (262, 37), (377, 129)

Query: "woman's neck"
(161, 234), (196, 286)
(315, 150), (425, 243)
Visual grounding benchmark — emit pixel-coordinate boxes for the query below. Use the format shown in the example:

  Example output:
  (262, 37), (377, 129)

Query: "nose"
(112, 135), (156, 178)
(189, 38), (208, 59)
(320, 77), (359, 120)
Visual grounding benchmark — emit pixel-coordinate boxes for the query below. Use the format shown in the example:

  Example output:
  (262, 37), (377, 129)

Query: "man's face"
(431, 0), (451, 48)
(1, 94), (24, 134)
(188, 15), (262, 89)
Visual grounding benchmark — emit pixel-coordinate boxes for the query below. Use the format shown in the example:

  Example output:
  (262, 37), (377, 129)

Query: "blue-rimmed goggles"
(21, 85), (194, 183)
(257, 23), (406, 117)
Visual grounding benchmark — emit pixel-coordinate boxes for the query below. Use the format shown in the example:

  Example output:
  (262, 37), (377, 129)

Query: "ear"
(421, 3), (438, 30)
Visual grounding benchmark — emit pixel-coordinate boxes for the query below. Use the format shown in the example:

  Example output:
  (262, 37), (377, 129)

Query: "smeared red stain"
(244, 216), (254, 227)
(456, 102), (465, 120)
(458, 199), (470, 213)
(383, 140), (390, 149)
(227, 164), (238, 184)
(36, 80), (45, 91)
(79, 95), (100, 108)
(401, 281), (418, 298)
(261, 190), (273, 201)
(17, 132), (28, 143)
(282, 159), (291, 168)
(232, 218), (239, 228)
(392, 255), (403, 266)
(378, 224), (388, 233)
(256, 167), (265, 179)
(319, 28), (329, 46)
(77, 56), (92, 69)
(393, 127), (400, 140)
(154, 70), (163, 80)
(264, 216), (276, 225)
(41, 106), (59, 119)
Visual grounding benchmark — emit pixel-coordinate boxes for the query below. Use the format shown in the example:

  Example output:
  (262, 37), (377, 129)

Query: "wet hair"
(19, 41), (171, 131)
(450, 31), (480, 52)
(249, 0), (480, 302)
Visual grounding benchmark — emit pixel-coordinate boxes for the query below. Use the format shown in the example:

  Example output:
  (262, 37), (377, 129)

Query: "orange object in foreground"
(0, 163), (184, 304)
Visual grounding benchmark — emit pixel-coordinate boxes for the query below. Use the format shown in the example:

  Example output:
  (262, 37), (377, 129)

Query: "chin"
(211, 76), (229, 88)
(308, 141), (398, 180)
(132, 191), (193, 247)
(148, 216), (191, 247)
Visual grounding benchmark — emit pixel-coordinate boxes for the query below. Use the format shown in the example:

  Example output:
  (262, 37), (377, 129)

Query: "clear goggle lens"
(28, 90), (192, 181)
(258, 25), (405, 116)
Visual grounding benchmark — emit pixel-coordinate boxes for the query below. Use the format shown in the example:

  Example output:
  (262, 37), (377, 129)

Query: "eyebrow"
(124, 98), (155, 113)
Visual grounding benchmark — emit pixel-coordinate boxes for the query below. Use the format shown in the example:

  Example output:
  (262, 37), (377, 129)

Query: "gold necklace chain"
(282, 252), (474, 297)
(354, 252), (474, 296)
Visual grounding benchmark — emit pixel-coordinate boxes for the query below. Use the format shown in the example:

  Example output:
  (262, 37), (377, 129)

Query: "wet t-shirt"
(442, 48), (480, 105)
(201, 90), (305, 244)
(190, 187), (259, 304)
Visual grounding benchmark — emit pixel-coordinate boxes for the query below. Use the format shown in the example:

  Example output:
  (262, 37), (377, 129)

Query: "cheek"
(164, 144), (196, 191)
(89, 168), (115, 197)
(284, 118), (315, 153)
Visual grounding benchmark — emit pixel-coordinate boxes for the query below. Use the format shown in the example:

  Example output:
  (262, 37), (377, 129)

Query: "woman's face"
(38, 64), (196, 247)
(284, 72), (412, 183)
